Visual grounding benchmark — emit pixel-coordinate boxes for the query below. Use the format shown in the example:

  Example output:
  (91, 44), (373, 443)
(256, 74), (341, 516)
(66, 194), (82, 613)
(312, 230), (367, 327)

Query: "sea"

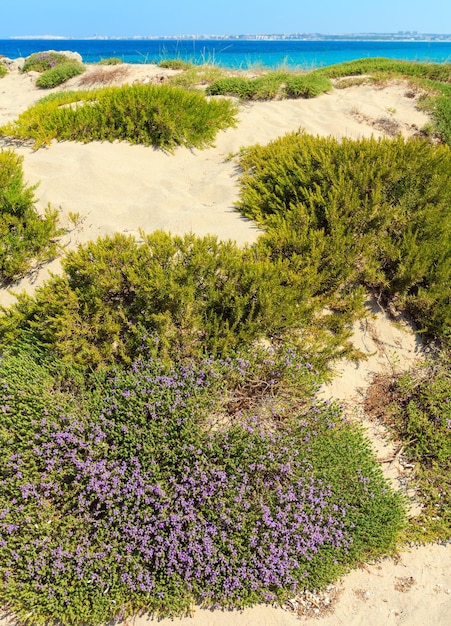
(1, 39), (451, 69)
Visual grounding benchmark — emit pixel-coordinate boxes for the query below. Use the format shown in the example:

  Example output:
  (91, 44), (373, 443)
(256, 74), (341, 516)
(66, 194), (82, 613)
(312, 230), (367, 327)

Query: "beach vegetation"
(0, 230), (358, 370)
(167, 64), (226, 88)
(0, 84), (238, 149)
(2, 56), (451, 623)
(365, 342), (451, 541)
(35, 61), (86, 89)
(0, 342), (405, 625)
(421, 94), (451, 145)
(0, 63), (7, 78)
(0, 149), (61, 284)
(316, 57), (451, 83)
(284, 73), (333, 98)
(98, 57), (123, 65)
(206, 72), (332, 100)
(237, 132), (451, 339)
(157, 58), (194, 70)
(20, 51), (73, 73)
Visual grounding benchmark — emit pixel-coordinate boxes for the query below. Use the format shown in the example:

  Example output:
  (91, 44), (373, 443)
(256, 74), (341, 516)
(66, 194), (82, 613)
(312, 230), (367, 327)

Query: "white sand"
(0, 61), (449, 625)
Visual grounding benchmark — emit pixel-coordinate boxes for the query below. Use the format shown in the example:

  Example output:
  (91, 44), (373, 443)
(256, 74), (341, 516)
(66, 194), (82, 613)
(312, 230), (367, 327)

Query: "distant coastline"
(5, 32), (451, 42)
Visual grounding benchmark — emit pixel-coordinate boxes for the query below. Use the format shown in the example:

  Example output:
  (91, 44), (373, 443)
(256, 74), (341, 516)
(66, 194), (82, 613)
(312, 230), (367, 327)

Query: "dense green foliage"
(284, 74), (332, 98)
(0, 85), (237, 149)
(0, 63), (7, 78)
(21, 52), (72, 73)
(0, 346), (405, 624)
(206, 72), (332, 100)
(35, 61), (85, 88)
(428, 95), (451, 145)
(365, 344), (451, 540)
(0, 231), (317, 369)
(237, 132), (451, 338)
(0, 149), (61, 283)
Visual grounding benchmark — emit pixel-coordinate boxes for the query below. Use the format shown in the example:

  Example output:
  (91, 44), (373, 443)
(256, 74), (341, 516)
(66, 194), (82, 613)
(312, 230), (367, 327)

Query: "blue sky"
(1, 0), (450, 38)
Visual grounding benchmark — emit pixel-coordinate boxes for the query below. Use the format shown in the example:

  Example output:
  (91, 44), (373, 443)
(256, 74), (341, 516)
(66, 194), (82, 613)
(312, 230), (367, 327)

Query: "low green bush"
(0, 228), (363, 370)
(98, 57), (123, 65)
(157, 58), (194, 70)
(0, 346), (405, 624)
(284, 73), (332, 98)
(237, 132), (451, 338)
(35, 61), (85, 88)
(0, 63), (7, 78)
(1, 84), (237, 149)
(0, 149), (61, 283)
(206, 72), (331, 100)
(0, 231), (302, 368)
(21, 51), (72, 73)
(206, 76), (255, 98)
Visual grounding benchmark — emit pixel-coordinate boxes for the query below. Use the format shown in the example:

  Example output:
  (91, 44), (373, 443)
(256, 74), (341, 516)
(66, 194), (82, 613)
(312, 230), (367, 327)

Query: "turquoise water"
(1, 39), (451, 69)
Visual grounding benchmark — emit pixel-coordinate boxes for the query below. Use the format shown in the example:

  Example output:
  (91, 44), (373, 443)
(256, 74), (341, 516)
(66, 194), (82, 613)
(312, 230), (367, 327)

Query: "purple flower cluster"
(0, 354), (354, 620)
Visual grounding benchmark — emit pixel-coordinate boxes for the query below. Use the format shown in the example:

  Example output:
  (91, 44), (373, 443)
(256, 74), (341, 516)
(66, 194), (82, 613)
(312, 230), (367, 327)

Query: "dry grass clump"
(78, 65), (130, 87)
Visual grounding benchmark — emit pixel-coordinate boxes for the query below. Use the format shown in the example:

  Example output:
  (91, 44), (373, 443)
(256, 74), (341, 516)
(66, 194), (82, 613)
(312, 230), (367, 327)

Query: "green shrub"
(206, 72), (331, 100)
(0, 231), (306, 368)
(237, 132), (451, 338)
(429, 95), (451, 145)
(0, 149), (61, 283)
(206, 76), (255, 98)
(1, 84), (237, 149)
(0, 63), (7, 78)
(35, 61), (85, 88)
(98, 57), (123, 65)
(21, 51), (72, 73)
(284, 73), (332, 98)
(0, 347), (405, 624)
(157, 58), (194, 70)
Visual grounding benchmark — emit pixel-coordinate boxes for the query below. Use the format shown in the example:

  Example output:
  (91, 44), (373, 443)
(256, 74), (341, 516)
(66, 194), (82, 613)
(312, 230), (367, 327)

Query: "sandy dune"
(0, 61), (449, 625)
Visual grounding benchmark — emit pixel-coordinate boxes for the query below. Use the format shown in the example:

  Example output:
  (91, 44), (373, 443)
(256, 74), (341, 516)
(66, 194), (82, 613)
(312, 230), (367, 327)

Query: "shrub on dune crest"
(35, 61), (85, 88)
(0, 84), (237, 149)
(21, 51), (72, 73)
(206, 72), (332, 100)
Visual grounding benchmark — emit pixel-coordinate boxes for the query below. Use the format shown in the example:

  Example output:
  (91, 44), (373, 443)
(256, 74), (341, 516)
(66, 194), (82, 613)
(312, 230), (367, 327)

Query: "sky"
(1, 0), (451, 38)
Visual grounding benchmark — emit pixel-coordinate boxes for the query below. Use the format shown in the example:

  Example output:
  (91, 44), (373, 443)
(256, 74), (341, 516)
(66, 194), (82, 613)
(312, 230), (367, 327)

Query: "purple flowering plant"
(0, 347), (405, 625)
(21, 52), (71, 73)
